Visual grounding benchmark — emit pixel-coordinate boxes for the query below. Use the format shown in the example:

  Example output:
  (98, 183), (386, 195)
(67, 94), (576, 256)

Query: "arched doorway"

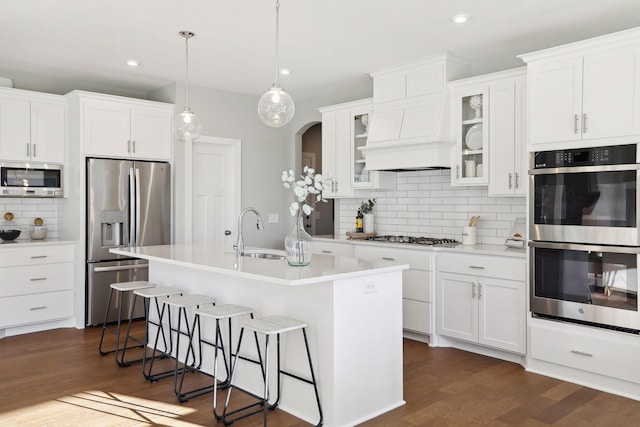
(301, 123), (334, 236)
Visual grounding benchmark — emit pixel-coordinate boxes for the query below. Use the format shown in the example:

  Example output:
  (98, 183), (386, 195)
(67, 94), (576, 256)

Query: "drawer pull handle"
(321, 250), (332, 254)
(469, 265), (485, 269)
(382, 257), (395, 261)
(31, 255), (48, 259)
(30, 306), (47, 311)
(30, 277), (47, 281)
(570, 350), (593, 358)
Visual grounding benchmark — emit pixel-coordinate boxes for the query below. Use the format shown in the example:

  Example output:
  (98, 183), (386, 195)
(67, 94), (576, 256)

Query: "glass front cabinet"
(450, 85), (489, 186)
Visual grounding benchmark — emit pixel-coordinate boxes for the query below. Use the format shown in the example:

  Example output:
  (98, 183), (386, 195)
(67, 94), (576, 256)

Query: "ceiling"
(2, 0), (640, 101)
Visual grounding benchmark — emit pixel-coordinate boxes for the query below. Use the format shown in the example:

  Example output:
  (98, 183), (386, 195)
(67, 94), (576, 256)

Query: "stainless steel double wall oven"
(529, 144), (640, 331)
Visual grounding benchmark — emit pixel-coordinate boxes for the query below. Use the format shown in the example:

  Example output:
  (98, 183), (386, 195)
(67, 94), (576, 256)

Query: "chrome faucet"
(234, 207), (265, 256)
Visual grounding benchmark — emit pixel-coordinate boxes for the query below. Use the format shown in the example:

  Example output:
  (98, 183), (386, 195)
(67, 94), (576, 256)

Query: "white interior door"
(190, 136), (241, 251)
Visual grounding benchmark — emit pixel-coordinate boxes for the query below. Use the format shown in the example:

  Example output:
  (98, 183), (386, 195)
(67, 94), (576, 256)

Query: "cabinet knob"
(574, 114), (579, 134)
(583, 113), (588, 133)
(472, 283), (476, 298)
(508, 173), (513, 189)
(515, 173), (520, 189)
(224, 230), (231, 236)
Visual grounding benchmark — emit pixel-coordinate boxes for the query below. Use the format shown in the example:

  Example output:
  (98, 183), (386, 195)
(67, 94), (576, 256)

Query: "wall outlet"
(364, 281), (377, 294)
(268, 213), (279, 224)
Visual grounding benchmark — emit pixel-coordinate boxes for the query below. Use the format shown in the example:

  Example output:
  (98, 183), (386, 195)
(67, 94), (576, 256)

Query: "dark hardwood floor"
(1, 324), (639, 426)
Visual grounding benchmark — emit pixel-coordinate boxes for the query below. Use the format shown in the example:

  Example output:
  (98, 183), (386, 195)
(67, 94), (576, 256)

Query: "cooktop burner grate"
(366, 235), (460, 246)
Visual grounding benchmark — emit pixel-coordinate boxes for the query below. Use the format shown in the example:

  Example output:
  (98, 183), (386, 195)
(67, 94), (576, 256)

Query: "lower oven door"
(530, 241), (640, 331)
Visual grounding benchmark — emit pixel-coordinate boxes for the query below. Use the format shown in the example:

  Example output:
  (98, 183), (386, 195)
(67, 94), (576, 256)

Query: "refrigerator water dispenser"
(101, 210), (125, 247)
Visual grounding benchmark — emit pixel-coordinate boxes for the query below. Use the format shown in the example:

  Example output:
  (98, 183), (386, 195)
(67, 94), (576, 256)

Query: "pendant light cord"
(274, 0), (280, 86)
(184, 33), (190, 108)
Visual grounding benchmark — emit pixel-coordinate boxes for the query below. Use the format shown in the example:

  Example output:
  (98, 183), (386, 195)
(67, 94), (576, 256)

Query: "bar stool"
(161, 294), (216, 403)
(222, 315), (323, 427)
(190, 304), (263, 420)
(98, 280), (156, 367)
(129, 286), (183, 381)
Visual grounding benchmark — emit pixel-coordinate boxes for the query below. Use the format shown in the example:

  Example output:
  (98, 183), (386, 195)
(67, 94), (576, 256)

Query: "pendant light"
(174, 30), (202, 141)
(258, 0), (295, 127)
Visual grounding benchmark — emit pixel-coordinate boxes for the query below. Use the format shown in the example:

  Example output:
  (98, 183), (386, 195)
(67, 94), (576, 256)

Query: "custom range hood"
(361, 53), (469, 171)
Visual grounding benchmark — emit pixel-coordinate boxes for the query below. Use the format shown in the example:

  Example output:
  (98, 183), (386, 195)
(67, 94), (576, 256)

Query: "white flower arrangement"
(281, 166), (327, 217)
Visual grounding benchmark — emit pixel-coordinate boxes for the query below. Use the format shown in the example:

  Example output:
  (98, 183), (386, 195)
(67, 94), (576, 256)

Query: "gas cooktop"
(365, 235), (460, 247)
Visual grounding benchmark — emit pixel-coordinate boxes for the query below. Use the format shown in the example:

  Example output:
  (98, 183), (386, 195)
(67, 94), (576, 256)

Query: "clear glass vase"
(285, 216), (312, 266)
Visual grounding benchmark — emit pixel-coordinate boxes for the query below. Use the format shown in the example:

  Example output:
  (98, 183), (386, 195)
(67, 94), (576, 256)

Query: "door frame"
(184, 135), (242, 244)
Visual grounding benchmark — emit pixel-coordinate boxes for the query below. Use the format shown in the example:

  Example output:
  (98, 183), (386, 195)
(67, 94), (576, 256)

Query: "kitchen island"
(111, 244), (408, 427)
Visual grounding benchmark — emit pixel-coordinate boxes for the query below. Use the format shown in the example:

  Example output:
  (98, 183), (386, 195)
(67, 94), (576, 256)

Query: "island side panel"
(333, 270), (405, 425)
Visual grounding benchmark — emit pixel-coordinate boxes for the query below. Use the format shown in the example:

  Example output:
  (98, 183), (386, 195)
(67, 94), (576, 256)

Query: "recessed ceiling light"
(279, 68), (291, 76)
(451, 14), (470, 24)
(126, 59), (139, 67)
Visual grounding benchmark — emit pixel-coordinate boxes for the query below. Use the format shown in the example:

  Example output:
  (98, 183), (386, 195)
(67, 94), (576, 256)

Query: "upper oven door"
(530, 164), (640, 246)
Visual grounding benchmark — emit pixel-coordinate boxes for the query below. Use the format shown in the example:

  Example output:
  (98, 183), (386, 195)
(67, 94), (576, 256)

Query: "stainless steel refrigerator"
(86, 158), (170, 325)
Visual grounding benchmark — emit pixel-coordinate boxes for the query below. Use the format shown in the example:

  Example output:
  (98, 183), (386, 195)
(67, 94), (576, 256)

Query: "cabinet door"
(30, 101), (65, 163)
(478, 277), (526, 354)
(513, 78), (527, 196)
(582, 46), (640, 140)
(130, 106), (172, 160)
(0, 96), (31, 161)
(321, 111), (351, 198)
(488, 80), (516, 195)
(83, 99), (131, 157)
(452, 86), (489, 186)
(528, 57), (583, 145)
(436, 272), (477, 342)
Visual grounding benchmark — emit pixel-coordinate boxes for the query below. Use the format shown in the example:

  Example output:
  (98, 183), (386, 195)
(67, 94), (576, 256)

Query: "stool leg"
(113, 290), (125, 366)
(98, 288), (115, 355)
(222, 327), (245, 424)
(263, 334), (270, 426)
(213, 318), (223, 420)
(118, 293), (139, 367)
(302, 328), (323, 427)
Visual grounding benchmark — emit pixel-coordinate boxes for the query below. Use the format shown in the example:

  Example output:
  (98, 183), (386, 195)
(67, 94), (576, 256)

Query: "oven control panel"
(533, 144), (636, 168)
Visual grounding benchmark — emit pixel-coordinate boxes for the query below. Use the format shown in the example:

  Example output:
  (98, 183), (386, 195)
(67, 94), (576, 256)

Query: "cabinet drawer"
(0, 263), (74, 297)
(404, 269), (431, 302)
(0, 245), (74, 268)
(530, 320), (640, 384)
(314, 241), (354, 257)
(0, 290), (73, 328)
(355, 245), (431, 270)
(437, 253), (524, 281)
(403, 300), (431, 334)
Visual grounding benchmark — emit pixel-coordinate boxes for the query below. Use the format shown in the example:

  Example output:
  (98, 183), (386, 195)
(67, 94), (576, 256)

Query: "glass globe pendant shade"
(173, 106), (202, 141)
(258, 84), (295, 127)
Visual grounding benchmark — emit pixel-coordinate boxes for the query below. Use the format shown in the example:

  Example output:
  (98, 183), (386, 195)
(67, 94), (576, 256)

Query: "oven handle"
(528, 241), (640, 254)
(529, 163), (640, 175)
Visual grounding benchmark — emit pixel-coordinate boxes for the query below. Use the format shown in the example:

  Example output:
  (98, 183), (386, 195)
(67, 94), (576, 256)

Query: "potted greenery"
(360, 198), (376, 234)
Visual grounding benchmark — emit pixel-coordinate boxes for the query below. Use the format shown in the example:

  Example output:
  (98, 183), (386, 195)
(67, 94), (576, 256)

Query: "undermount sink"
(243, 250), (286, 260)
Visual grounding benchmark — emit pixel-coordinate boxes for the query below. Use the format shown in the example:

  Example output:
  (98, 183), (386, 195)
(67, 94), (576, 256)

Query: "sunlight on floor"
(1, 390), (200, 426)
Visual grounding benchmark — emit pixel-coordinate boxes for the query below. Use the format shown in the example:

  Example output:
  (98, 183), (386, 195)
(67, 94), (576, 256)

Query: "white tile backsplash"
(338, 170), (525, 245)
(0, 198), (59, 240)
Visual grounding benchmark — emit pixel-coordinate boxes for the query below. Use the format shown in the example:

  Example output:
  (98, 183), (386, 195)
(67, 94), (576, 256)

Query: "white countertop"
(111, 243), (409, 286)
(315, 236), (527, 258)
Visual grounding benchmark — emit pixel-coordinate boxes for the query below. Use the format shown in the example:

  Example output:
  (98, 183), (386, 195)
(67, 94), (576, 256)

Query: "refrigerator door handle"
(135, 167), (141, 247)
(129, 167), (136, 246)
(93, 264), (148, 273)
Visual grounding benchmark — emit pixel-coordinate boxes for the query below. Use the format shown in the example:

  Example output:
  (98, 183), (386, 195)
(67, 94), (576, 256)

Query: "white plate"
(465, 123), (483, 150)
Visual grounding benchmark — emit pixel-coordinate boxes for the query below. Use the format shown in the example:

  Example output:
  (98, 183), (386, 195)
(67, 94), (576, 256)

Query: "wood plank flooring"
(1, 324), (640, 426)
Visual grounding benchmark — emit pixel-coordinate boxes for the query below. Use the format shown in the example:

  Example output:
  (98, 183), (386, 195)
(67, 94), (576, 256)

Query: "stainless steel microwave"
(0, 162), (63, 197)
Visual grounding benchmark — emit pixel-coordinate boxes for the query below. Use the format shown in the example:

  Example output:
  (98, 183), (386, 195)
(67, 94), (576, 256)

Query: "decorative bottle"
(356, 209), (363, 233)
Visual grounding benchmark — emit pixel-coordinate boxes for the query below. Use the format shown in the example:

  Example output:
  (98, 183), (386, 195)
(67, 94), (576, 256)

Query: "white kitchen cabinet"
(74, 92), (173, 161)
(0, 88), (66, 164)
(450, 84), (489, 186)
(436, 253), (526, 354)
(355, 245), (432, 336)
(488, 71), (527, 196)
(0, 244), (75, 330)
(521, 30), (640, 146)
(319, 99), (395, 198)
